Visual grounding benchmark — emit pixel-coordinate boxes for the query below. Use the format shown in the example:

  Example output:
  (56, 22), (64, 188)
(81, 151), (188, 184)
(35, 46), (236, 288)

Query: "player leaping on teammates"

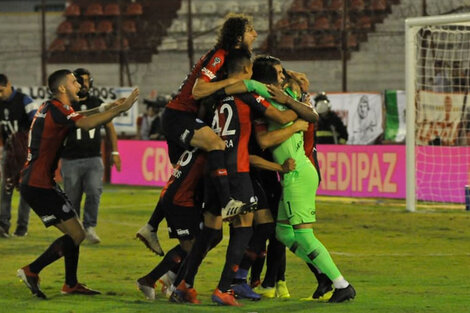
(251, 56), (356, 303)
(16, 69), (139, 299)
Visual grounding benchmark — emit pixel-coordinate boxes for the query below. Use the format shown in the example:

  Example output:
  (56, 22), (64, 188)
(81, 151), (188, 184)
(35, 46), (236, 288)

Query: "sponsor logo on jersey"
(41, 215), (56, 223)
(176, 228), (190, 236)
(256, 96), (265, 103)
(211, 57), (221, 67)
(180, 129), (190, 144)
(201, 67), (216, 80)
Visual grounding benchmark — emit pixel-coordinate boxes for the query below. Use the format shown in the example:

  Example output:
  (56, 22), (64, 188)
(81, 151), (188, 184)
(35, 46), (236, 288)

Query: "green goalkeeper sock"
(293, 228), (342, 281)
(276, 223), (311, 264)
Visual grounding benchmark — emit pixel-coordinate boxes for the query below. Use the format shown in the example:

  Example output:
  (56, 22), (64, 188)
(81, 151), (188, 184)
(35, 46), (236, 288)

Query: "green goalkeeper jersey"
(268, 101), (311, 170)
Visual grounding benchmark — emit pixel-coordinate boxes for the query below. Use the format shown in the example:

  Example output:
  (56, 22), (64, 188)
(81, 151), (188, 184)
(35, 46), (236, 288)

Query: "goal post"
(405, 13), (470, 212)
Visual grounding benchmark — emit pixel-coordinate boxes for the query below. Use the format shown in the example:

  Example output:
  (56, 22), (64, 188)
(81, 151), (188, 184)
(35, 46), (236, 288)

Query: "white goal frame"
(405, 13), (470, 212)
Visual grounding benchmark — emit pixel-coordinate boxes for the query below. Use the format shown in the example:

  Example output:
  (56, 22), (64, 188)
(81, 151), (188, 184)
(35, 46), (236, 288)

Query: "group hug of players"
(15, 13), (355, 307)
(134, 14), (356, 306)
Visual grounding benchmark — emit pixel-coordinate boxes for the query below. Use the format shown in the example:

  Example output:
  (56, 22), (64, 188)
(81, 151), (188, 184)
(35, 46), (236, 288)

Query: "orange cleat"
(61, 282), (101, 295)
(211, 288), (242, 306)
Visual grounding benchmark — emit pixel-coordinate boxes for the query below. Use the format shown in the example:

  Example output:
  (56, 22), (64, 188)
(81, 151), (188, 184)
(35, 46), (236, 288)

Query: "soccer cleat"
(312, 274), (333, 300)
(61, 282), (101, 295)
(85, 227), (101, 244)
(17, 266), (46, 299)
(0, 225), (9, 238)
(136, 278), (155, 300)
(169, 281), (200, 304)
(136, 224), (164, 256)
(221, 199), (257, 221)
(253, 285), (276, 298)
(328, 284), (356, 303)
(231, 282), (261, 301)
(158, 272), (174, 298)
(211, 288), (241, 306)
(275, 280), (290, 298)
(13, 226), (28, 237)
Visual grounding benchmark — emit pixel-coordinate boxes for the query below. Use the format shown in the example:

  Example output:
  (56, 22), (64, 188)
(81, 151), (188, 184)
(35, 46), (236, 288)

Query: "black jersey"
(0, 88), (36, 143)
(61, 96), (104, 159)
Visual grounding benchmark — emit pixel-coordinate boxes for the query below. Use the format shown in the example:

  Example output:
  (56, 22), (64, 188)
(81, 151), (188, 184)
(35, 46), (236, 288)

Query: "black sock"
(217, 226), (253, 292)
(263, 236), (286, 288)
(249, 251), (266, 285)
(64, 238), (79, 287)
(207, 150), (231, 206)
(174, 226), (221, 288)
(145, 245), (187, 284)
(29, 235), (73, 274)
(147, 201), (165, 230)
(236, 223), (273, 283)
(307, 263), (332, 285)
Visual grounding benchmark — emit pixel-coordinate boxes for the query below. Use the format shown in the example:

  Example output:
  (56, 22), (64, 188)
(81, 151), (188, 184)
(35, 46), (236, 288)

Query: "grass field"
(1, 184), (469, 313)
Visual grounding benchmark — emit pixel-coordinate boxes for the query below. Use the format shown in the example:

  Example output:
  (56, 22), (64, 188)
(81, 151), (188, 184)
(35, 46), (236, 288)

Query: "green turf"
(1, 185), (469, 313)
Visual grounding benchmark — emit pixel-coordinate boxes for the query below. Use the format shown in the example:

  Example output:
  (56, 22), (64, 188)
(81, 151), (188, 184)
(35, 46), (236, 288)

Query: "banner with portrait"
(323, 92), (383, 145)
(416, 90), (467, 146)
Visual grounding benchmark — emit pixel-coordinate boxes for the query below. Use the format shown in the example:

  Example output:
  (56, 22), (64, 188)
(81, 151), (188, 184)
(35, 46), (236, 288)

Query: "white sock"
(332, 276), (349, 289)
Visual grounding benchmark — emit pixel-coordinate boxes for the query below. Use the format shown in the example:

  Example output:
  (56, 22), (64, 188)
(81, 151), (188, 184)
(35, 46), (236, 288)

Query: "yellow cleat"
(275, 280), (290, 298)
(253, 285), (276, 298)
(300, 289), (333, 302)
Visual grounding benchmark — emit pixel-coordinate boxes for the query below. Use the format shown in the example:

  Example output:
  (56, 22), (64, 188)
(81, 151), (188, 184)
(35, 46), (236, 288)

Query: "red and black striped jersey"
(213, 93), (271, 173)
(20, 99), (83, 188)
(160, 148), (206, 208)
(166, 48), (228, 114)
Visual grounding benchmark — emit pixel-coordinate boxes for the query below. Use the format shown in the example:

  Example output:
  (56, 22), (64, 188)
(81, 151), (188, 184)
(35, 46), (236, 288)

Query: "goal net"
(406, 14), (470, 211)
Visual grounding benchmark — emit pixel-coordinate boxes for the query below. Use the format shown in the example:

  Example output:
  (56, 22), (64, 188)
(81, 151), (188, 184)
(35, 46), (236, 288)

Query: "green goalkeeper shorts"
(277, 162), (318, 225)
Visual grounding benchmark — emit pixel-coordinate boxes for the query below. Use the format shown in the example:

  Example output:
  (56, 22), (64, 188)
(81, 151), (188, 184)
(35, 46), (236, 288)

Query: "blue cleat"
(231, 282), (261, 301)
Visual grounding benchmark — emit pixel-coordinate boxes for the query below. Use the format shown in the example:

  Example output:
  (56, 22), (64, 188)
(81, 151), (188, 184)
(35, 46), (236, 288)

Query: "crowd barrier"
(111, 140), (470, 203)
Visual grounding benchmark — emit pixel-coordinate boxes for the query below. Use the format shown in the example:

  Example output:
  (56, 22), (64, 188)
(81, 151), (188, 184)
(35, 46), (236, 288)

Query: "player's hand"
(288, 71), (310, 92)
(281, 158), (296, 173)
(112, 154), (121, 172)
(119, 88), (140, 113)
(293, 119), (309, 132)
(267, 85), (289, 104)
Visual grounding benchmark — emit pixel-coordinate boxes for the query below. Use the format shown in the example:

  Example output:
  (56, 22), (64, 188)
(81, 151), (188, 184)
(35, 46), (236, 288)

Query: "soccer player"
(0, 73), (36, 238)
(136, 13), (266, 255)
(16, 69), (139, 299)
(250, 56), (356, 303)
(136, 147), (206, 300)
(169, 48), (317, 306)
(60, 68), (121, 244)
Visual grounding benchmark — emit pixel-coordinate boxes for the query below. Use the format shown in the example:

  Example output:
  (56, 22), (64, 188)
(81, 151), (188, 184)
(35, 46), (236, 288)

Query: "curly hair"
(216, 13), (252, 51)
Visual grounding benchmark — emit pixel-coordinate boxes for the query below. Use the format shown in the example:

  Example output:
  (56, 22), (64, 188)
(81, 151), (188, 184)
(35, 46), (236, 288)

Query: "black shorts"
(161, 108), (207, 164)
(251, 169), (282, 218)
(161, 200), (202, 240)
(251, 174), (269, 211)
(204, 172), (257, 216)
(20, 184), (77, 228)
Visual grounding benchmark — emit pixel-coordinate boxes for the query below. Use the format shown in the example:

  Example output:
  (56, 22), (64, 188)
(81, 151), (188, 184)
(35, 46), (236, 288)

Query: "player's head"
(252, 55), (284, 86)
(314, 92), (331, 116)
(217, 13), (257, 51)
(0, 73), (13, 101)
(225, 47), (252, 79)
(357, 95), (369, 119)
(73, 68), (93, 98)
(48, 69), (80, 102)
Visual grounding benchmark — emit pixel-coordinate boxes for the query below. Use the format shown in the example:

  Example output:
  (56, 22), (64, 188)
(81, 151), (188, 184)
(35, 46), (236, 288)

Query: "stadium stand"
(266, 0), (399, 60)
(48, 0), (182, 63)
